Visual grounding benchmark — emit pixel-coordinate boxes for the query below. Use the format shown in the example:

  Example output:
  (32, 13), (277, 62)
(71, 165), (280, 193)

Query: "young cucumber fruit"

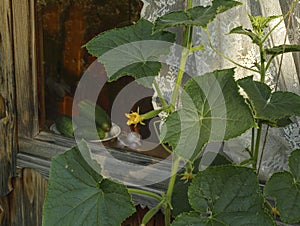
(55, 115), (75, 138)
(78, 100), (112, 132)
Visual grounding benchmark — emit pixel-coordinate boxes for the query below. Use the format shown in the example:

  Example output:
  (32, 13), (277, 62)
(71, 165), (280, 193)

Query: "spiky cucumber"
(55, 115), (75, 137)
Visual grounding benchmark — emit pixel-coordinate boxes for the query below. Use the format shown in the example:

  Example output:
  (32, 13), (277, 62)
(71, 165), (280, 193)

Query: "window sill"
(17, 131), (174, 207)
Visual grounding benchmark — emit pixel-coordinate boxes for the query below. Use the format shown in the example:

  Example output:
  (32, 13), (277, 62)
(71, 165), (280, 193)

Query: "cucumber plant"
(43, 0), (300, 225)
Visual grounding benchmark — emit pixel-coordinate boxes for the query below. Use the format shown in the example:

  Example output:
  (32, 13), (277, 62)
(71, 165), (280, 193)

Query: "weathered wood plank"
(12, 0), (39, 137)
(0, 194), (10, 225)
(10, 169), (48, 226)
(0, 0), (17, 196)
(0, 168), (48, 226)
(0, 95), (5, 119)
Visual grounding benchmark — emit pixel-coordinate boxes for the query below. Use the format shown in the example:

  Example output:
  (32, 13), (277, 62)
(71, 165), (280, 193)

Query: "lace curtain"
(141, 0), (300, 179)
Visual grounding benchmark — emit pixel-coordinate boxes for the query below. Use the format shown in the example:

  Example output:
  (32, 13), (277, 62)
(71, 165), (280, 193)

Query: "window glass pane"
(36, 1), (158, 139)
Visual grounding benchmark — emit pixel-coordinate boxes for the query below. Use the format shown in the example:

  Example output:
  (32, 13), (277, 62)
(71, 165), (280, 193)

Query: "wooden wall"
(0, 0), (17, 196)
(0, 169), (48, 226)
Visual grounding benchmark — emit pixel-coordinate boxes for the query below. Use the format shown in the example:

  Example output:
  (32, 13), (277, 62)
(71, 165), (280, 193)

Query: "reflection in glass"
(36, 0), (143, 126)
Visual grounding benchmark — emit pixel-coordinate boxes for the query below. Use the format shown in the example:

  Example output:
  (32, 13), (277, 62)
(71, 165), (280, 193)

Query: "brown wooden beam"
(0, 0), (17, 197)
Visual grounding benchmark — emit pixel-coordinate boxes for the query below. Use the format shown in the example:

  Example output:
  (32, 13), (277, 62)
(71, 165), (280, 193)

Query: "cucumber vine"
(43, 1), (300, 225)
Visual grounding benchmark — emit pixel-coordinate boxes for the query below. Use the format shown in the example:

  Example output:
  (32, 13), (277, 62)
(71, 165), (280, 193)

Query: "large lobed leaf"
(171, 152), (232, 217)
(172, 166), (275, 226)
(171, 212), (208, 226)
(238, 76), (300, 125)
(161, 68), (255, 161)
(42, 141), (135, 226)
(171, 179), (193, 217)
(85, 19), (175, 88)
(154, 0), (242, 32)
(264, 149), (300, 224)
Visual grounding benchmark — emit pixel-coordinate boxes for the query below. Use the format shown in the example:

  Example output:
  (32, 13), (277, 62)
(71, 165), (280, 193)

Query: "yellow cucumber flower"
(125, 112), (145, 127)
(125, 108), (164, 127)
(180, 171), (194, 183)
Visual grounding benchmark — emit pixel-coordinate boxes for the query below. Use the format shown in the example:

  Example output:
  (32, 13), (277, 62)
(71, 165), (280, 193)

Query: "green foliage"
(85, 19), (175, 88)
(43, 0), (300, 225)
(172, 166), (275, 226)
(264, 149), (300, 224)
(238, 76), (300, 125)
(230, 15), (281, 45)
(229, 26), (261, 45)
(249, 15), (281, 37)
(171, 179), (192, 217)
(171, 152), (232, 217)
(153, 0), (242, 32)
(42, 142), (135, 226)
(161, 69), (255, 160)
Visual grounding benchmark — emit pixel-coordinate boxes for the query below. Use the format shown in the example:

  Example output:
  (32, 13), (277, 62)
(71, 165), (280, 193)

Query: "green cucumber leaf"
(266, 44), (300, 57)
(172, 179), (193, 217)
(172, 166), (275, 226)
(172, 212), (208, 226)
(172, 152), (232, 217)
(229, 26), (260, 45)
(264, 149), (300, 224)
(238, 76), (300, 124)
(42, 141), (135, 226)
(161, 68), (255, 161)
(198, 150), (233, 170)
(154, 0), (242, 32)
(172, 159), (202, 217)
(262, 117), (293, 128)
(85, 19), (175, 88)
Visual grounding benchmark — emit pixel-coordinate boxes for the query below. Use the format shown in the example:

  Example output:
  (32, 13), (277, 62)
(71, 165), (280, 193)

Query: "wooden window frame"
(0, 1), (170, 207)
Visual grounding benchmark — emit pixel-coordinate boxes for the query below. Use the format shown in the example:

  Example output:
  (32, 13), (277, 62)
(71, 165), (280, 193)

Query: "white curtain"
(141, 0), (300, 179)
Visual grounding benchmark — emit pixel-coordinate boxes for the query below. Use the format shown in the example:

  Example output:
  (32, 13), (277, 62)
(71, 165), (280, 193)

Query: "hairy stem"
(153, 120), (173, 154)
(265, 55), (275, 72)
(141, 108), (166, 120)
(253, 121), (262, 170)
(187, 0), (193, 9)
(257, 125), (270, 175)
(251, 128), (255, 155)
(206, 30), (260, 73)
(141, 200), (164, 226)
(170, 0), (194, 110)
(259, 43), (266, 83)
(165, 156), (181, 226)
(153, 80), (168, 109)
(170, 28), (193, 110)
(127, 188), (162, 201)
(252, 38), (267, 170)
